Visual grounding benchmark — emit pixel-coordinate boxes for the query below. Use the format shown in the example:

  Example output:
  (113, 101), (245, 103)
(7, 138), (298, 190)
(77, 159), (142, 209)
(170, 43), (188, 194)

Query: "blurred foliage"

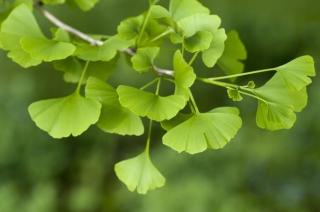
(0, 0), (319, 211)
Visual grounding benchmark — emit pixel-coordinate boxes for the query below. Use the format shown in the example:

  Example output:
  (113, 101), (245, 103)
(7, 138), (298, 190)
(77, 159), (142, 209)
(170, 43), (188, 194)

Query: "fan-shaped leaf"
(28, 93), (101, 138)
(115, 151), (166, 194)
(163, 107), (242, 154)
(131, 47), (160, 72)
(86, 77), (144, 136)
(218, 30), (247, 76)
(21, 37), (75, 62)
(117, 85), (186, 121)
(184, 31), (213, 53)
(173, 50), (196, 88)
(169, 0), (209, 21)
(275, 56), (315, 91)
(254, 73), (308, 130)
(202, 28), (227, 67)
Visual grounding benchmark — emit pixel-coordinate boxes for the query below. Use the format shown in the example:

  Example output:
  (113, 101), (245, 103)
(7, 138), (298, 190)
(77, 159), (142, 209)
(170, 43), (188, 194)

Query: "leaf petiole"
(198, 78), (267, 103)
(76, 61), (90, 94)
(208, 68), (275, 81)
(137, 7), (152, 45)
(140, 77), (160, 90)
(151, 28), (174, 42)
(188, 52), (199, 66)
(188, 89), (200, 114)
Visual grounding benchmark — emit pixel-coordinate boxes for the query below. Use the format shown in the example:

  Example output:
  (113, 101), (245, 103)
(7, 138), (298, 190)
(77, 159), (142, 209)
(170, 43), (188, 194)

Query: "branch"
(36, 3), (174, 77)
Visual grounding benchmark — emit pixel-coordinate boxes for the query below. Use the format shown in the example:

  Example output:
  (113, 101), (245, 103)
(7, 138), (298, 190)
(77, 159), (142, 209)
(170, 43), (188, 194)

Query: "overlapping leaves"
(0, 4), (76, 67)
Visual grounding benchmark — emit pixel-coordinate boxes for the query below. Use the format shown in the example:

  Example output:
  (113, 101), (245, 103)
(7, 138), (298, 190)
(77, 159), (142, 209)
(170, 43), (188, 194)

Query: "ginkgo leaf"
(173, 50), (196, 88)
(227, 89), (243, 102)
(117, 85), (186, 121)
(131, 47), (160, 72)
(70, 0), (99, 11)
(42, 0), (65, 5)
(21, 37), (75, 62)
(274, 55), (315, 91)
(218, 30), (247, 76)
(202, 28), (227, 67)
(115, 150), (166, 194)
(85, 77), (144, 136)
(161, 113), (192, 131)
(254, 73), (308, 130)
(150, 5), (171, 19)
(184, 31), (213, 53)
(0, 4), (44, 51)
(0, 4), (44, 67)
(177, 14), (221, 37)
(117, 16), (143, 40)
(28, 93), (101, 138)
(7, 49), (41, 68)
(169, 0), (209, 21)
(163, 107), (242, 154)
(75, 35), (133, 61)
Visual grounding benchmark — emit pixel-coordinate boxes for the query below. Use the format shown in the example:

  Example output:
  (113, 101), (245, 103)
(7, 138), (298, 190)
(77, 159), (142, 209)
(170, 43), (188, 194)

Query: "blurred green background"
(0, 0), (319, 211)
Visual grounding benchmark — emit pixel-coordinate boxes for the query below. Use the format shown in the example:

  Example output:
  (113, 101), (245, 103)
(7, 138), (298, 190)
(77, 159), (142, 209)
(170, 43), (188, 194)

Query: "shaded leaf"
(218, 30), (247, 76)
(184, 31), (213, 53)
(131, 47), (160, 72)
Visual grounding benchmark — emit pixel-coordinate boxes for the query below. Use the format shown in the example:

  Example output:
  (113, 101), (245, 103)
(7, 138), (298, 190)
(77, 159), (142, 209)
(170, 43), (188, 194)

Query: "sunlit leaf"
(115, 151), (165, 194)
(169, 0), (209, 21)
(177, 14), (221, 37)
(173, 50), (196, 88)
(117, 85), (186, 121)
(70, 0), (99, 11)
(86, 77), (144, 136)
(202, 28), (227, 67)
(184, 31), (213, 53)
(274, 55), (315, 91)
(163, 107), (242, 154)
(254, 73), (308, 130)
(75, 35), (133, 61)
(21, 37), (75, 62)
(28, 93), (101, 138)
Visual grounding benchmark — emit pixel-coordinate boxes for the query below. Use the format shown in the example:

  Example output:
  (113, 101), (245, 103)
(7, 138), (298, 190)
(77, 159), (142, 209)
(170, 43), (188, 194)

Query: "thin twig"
(36, 3), (174, 77)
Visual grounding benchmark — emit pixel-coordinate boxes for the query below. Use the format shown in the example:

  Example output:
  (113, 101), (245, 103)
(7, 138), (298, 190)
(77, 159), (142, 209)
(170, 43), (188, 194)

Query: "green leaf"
(202, 28), (227, 67)
(70, 0), (99, 11)
(85, 77), (144, 136)
(28, 93), (101, 138)
(274, 55), (315, 91)
(75, 35), (133, 61)
(227, 89), (243, 102)
(117, 16), (143, 40)
(54, 57), (117, 84)
(115, 151), (166, 194)
(184, 31), (213, 53)
(161, 113), (192, 131)
(177, 14), (221, 37)
(254, 73), (308, 130)
(117, 85), (186, 121)
(21, 37), (75, 62)
(169, 0), (209, 21)
(163, 107), (242, 154)
(173, 50), (196, 88)
(150, 5), (171, 19)
(42, 0), (65, 5)
(0, 4), (44, 67)
(218, 30), (247, 76)
(131, 47), (160, 72)
(51, 28), (70, 42)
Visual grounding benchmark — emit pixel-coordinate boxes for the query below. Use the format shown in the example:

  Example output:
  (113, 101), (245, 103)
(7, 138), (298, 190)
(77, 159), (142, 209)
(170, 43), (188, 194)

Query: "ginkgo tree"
(0, 0), (316, 194)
